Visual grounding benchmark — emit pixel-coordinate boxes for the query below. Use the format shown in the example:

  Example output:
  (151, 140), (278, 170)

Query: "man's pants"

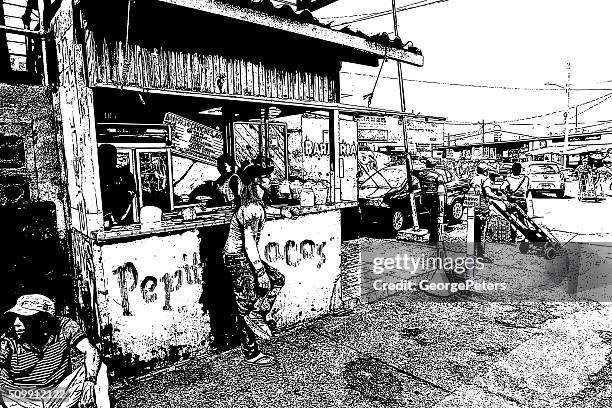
(421, 195), (441, 242)
(1, 363), (110, 408)
(474, 211), (488, 258)
(223, 253), (285, 359)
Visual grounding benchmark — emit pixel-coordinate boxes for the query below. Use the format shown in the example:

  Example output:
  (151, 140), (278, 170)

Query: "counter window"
(233, 121), (289, 182)
(97, 124), (173, 226)
(136, 149), (173, 212)
(171, 152), (224, 208)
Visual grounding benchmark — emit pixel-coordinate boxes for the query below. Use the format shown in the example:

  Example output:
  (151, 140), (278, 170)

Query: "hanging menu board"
(164, 113), (224, 166)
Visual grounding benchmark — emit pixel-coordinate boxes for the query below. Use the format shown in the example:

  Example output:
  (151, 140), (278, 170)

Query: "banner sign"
(404, 119), (443, 145)
(164, 113), (224, 166)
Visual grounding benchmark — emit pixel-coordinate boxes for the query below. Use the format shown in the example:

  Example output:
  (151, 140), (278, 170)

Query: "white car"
(525, 161), (565, 198)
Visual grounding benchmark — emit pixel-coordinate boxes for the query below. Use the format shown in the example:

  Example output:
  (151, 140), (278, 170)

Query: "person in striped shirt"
(0, 294), (110, 408)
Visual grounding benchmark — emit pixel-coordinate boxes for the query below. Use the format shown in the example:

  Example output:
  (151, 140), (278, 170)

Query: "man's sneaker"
(480, 256), (494, 264)
(243, 313), (272, 340)
(266, 318), (279, 336)
(244, 352), (276, 367)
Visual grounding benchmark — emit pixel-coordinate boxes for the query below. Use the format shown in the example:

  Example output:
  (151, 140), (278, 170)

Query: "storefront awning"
(157, 0), (424, 66)
(527, 145), (565, 156)
(566, 144), (612, 155)
(94, 83), (446, 121)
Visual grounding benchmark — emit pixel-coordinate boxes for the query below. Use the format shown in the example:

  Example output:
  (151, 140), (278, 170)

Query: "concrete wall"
(260, 211), (343, 326)
(91, 210), (346, 377)
(0, 83), (68, 239)
(0, 83), (71, 313)
(97, 230), (208, 370)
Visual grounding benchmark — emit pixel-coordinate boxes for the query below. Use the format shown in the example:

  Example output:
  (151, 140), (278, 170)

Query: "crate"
(397, 228), (430, 242)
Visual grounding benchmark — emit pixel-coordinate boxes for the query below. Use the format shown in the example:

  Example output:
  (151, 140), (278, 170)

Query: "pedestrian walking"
(419, 160), (446, 243)
(222, 162), (292, 367)
(469, 163), (495, 262)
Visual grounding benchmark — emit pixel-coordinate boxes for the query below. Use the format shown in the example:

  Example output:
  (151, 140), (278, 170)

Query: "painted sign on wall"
(99, 231), (208, 361)
(258, 212), (343, 327)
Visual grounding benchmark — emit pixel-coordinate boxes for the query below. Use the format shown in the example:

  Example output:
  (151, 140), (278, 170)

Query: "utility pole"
(392, 0), (419, 230)
(575, 106), (578, 129)
(481, 120), (485, 144)
(545, 62), (571, 166)
(563, 62), (571, 167)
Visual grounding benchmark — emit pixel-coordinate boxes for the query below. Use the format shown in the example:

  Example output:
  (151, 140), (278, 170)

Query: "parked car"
(358, 164), (469, 232)
(525, 161), (566, 198)
(497, 162), (513, 178)
(560, 167), (576, 181)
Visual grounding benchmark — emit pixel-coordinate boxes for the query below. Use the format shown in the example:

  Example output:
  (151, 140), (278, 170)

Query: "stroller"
(488, 198), (561, 260)
(578, 171), (604, 202)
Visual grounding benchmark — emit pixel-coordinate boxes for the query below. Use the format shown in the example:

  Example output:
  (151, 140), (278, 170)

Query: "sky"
(304, 0), (612, 139)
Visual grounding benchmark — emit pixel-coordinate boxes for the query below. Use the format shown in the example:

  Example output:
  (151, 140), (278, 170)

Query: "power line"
(318, 1), (428, 20)
(342, 70), (612, 92)
(496, 92), (612, 124)
(328, 0), (433, 25)
(445, 93), (612, 141)
(330, 0), (448, 27)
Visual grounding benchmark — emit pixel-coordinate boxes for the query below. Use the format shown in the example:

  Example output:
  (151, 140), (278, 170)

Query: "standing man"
(418, 160), (446, 243)
(222, 162), (293, 367)
(470, 163), (495, 262)
(575, 156), (591, 200)
(0, 294), (110, 408)
(500, 163), (531, 213)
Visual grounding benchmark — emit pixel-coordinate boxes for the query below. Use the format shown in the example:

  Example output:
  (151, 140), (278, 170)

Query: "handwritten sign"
(464, 194), (480, 208)
(164, 113), (224, 166)
(405, 119), (443, 145)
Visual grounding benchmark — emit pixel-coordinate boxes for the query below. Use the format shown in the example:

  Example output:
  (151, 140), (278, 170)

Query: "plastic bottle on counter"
(290, 180), (303, 200)
(279, 180), (291, 198)
(300, 183), (315, 207)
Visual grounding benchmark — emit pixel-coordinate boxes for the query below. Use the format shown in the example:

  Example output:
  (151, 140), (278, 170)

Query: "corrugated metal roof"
(218, 0), (422, 55)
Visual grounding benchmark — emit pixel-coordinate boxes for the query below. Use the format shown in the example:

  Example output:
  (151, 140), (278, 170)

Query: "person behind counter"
(214, 154), (242, 208)
(222, 162), (293, 367)
(189, 154), (242, 208)
(98, 144), (136, 228)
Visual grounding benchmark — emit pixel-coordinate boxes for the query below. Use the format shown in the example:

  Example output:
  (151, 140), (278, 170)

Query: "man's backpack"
(419, 170), (441, 195)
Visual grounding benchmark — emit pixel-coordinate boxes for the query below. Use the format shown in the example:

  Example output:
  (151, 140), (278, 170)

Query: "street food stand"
(49, 0), (424, 371)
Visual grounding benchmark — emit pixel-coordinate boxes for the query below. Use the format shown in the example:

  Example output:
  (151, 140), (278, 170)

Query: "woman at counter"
(189, 154), (243, 208)
(214, 154), (242, 208)
(222, 162), (293, 367)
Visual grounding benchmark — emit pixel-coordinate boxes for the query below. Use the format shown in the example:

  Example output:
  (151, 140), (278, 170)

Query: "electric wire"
(330, 0), (448, 27)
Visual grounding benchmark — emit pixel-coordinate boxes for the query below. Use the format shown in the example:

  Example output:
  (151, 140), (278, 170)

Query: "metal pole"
(481, 120), (485, 144)
(563, 62), (571, 166)
(392, 0), (419, 229)
(37, 0), (48, 86)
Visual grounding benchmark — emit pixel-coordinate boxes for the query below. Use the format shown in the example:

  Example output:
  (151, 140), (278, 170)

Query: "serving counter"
(88, 202), (358, 363)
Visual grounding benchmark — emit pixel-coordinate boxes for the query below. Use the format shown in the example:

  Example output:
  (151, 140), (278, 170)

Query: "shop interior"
(93, 88), (348, 226)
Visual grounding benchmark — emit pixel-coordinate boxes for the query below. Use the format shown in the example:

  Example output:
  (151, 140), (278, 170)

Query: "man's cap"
(242, 163), (274, 185)
(477, 163), (489, 172)
(5, 294), (55, 317)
